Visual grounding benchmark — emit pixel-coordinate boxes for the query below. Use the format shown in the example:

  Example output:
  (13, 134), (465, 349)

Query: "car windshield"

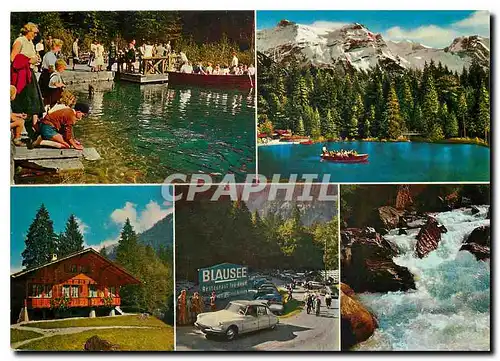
(225, 302), (246, 314)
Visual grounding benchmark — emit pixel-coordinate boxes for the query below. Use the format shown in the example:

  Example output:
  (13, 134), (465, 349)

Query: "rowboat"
(300, 140), (314, 145)
(167, 72), (255, 89)
(321, 153), (369, 163)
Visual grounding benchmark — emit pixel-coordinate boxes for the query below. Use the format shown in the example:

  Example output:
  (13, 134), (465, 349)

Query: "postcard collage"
(9, 10), (490, 352)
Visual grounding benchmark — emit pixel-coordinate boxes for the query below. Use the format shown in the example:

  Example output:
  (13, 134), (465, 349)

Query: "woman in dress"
(94, 40), (105, 72)
(10, 22), (44, 140)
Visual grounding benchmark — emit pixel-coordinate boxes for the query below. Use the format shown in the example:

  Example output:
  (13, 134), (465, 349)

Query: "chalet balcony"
(28, 297), (120, 309)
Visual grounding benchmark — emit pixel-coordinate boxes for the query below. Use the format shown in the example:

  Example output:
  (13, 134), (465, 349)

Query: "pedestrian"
(10, 22), (44, 142)
(306, 293), (313, 314)
(72, 37), (79, 70)
(108, 40), (117, 71)
(177, 289), (187, 325)
(210, 291), (217, 311)
(39, 39), (63, 102)
(315, 294), (321, 316)
(35, 36), (44, 72)
(93, 40), (105, 72)
(126, 40), (136, 72)
(325, 293), (332, 309)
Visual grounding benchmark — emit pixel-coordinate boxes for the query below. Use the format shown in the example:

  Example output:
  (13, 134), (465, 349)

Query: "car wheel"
(225, 326), (238, 341)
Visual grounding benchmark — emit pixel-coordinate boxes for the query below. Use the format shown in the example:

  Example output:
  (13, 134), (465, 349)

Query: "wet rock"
(84, 335), (119, 351)
(460, 225), (490, 260)
(341, 228), (415, 292)
(470, 206), (481, 215)
(415, 217), (448, 258)
(375, 206), (405, 232)
(340, 283), (378, 350)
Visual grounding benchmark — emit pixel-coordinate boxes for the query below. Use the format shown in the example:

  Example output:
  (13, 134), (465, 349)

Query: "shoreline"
(258, 138), (490, 148)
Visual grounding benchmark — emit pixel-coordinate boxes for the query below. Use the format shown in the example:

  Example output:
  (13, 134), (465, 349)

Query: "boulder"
(340, 283), (378, 350)
(341, 227), (415, 292)
(375, 206), (406, 233)
(415, 217), (448, 258)
(84, 336), (119, 351)
(460, 225), (490, 260)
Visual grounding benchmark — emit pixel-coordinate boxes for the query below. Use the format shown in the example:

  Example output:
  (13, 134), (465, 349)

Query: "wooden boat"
(167, 72), (255, 89)
(300, 140), (314, 145)
(321, 153), (369, 163)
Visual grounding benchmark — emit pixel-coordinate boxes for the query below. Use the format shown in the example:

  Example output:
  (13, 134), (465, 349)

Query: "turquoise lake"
(258, 141), (490, 182)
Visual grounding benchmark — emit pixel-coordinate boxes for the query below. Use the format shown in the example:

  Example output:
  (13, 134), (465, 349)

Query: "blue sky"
(10, 185), (173, 273)
(257, 10), (490, 48)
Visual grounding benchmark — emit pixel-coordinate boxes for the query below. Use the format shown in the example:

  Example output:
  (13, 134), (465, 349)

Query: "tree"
(384, 83), (403, 139)
(421, 73), (439, 135)
(58, 214), (84, 258)
(429, 123), (445, 141)
(477, 82), (490, 140)
(21, 204), (58, 268)
(311, 108), (321, 139)
(399, 78), (414, 130)
(445, 111), (459, 138)
(323, 109), (338, 139)
(456, 89), (468, 137)
(115, 218), (140, 271)
(296, 116), (305, 136)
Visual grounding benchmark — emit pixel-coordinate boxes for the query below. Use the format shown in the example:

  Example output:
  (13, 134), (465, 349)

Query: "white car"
(195, 300), (279, 340)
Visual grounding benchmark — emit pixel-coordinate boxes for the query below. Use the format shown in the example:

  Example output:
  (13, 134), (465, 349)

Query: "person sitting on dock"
(44, 59), (67, 108)
(34, 102), (89, 150)
(10, 85), (26, 147)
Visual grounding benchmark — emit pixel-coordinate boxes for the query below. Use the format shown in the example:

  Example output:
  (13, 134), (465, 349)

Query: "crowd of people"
(322, 146), (359, 158)
(177, 290), (217, 326)
(10, 22), (89, 150)
(304, 291), (329, 317)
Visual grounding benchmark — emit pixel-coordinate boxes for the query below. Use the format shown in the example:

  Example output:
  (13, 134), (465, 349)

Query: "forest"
(19, 205), (174, 324)
(258, 54), (490, 143)
(175, 194), (339, 282)
(10, 11), (255, 66)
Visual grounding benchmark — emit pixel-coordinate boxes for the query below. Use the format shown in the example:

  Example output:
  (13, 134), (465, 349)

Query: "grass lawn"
(27, 315), (167, 329)
(11, 329), (43, 344)
(18, 327), (174, 351)
(278, 290), (304, 318)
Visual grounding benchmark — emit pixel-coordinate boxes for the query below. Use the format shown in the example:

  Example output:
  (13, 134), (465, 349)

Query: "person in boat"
(231, 51), (238, 70)
(322, 144), (328, 155)
(180, 61), (193, 74)
(33, 102), (89, 150)
(205, 62), (213, 74)
(222, 64), (230, 75)
(212, 64), (221, 75)
(248, 64), (256, 76)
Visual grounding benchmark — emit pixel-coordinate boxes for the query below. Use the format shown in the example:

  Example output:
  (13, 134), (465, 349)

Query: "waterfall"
(355, 206), (490, 351)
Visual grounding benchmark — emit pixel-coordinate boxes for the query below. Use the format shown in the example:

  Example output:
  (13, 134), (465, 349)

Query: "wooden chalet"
(11, 248), (140, 323)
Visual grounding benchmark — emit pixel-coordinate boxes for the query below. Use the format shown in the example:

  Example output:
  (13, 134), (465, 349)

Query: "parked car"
(255, 293), (284, 315)
(195, 300), (279, 341)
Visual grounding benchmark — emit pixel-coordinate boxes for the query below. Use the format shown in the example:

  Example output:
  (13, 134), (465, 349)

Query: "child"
(10, 85), (27, 146)
(34, 102), (89, 150)
(45, 59), (66, 108)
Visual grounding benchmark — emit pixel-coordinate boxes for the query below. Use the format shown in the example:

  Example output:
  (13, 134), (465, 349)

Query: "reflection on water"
(20, 82), (255, 184)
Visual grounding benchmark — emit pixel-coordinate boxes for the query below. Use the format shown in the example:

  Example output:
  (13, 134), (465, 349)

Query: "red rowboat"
(300, 140), (314, 145)
(167, 72), (255, 89)
(321, 153), (369, 163)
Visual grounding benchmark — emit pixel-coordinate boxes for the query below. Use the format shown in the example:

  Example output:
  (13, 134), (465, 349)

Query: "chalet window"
(62, 285), (70, 297)
(70, 264), (78, 273)
(31, 284), (42, 298)
(70, 285), (79, 298)
(89, 285), (97, 298)
(44, 285), (53, 298)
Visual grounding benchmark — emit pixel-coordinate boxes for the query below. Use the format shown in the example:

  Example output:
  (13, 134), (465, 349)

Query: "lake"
(19, 81), (255, 184)
(258, 141), (490, 182)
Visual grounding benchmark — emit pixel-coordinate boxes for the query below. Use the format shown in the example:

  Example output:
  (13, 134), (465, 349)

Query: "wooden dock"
(13, 146), (101, 173)
(117, 72), (168, 84)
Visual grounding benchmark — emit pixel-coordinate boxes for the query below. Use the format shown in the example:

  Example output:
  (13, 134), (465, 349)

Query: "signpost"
(198, 263), (249, 299)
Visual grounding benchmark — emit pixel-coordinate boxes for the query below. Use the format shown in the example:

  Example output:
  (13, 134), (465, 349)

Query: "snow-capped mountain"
(257, 20), (490, 72)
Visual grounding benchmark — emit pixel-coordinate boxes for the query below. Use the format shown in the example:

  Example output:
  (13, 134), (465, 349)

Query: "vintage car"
(194, 300), (279, 340)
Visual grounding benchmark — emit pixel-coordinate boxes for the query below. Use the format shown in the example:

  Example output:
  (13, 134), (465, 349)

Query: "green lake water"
(20, 82), (256, 184)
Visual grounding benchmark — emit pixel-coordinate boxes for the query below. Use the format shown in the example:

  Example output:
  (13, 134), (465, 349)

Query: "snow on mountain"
(258, 20), (490, 72)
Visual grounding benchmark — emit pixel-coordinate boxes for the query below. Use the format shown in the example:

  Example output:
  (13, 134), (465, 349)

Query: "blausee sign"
(198, 263), (249, 298)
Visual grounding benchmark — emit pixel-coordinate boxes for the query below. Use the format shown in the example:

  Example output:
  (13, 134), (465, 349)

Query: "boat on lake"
(300, 140), (314, 145)
(320, 153), (369, 163)
(167, 72), (255, 89)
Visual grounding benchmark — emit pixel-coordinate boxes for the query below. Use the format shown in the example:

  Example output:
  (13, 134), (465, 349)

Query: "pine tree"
(365, 105), (376, 138)
(345, 113), (358, 139)
(456, 90), (468, 137)
(413, 104), (425, 133)
(323, 109), (338, 139)
(296, 116), (305, 136)
(21, 204), (58, 268)
(399, 78), (414, 130)
(477, 82), (490, 140)
(311, 108), (321, 139)
(445, 111), (459, 138)
(384, 83), (403, 139)
(115, 218), (140, 271)
(421, 72), (439, 135)
(58, 214), (84, 258)
(429, 123), (445, 141)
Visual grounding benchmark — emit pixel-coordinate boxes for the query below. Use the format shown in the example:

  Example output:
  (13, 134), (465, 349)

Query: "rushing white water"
(355, 206), (490, 351)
